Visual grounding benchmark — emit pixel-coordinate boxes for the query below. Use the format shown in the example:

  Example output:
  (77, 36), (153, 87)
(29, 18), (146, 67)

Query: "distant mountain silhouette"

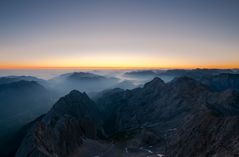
(123, 69), (238, 84)
(50, 72), (133, 93)
(159, 69), (235, 78)
(60, 72), (107, 80)
(124, 70), (161, 77)
(0, 76), (46, 86)
(0, 80), (50, 118)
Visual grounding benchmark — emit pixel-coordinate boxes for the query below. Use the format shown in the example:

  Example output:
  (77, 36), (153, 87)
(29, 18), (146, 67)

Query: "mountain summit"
(16, 90), (101, 157)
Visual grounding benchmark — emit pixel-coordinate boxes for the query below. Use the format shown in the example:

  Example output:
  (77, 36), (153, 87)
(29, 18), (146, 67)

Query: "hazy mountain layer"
(0, 80), (58, 157)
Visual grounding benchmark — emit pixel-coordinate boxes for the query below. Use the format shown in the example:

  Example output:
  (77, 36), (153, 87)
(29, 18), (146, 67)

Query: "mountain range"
(15, 76), (239, 157)
(0, 69), (239, 157)
(49, 72), (136, 94)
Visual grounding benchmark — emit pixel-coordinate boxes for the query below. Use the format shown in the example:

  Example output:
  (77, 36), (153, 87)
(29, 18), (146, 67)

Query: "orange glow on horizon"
(1, 53), (239, 70)
(0, 64), (239, 70)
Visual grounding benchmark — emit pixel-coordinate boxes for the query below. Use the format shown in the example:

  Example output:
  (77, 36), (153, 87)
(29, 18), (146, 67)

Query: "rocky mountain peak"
(16, 90), (102, 157)
(45, 90), (100, 122)
(144, 77), (165, 88)
(67, 89), (89, 99)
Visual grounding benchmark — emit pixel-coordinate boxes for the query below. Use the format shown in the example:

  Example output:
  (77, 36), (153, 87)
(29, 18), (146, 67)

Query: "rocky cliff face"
(97, 77), (209, 134)
(168, 113), (239, 157)
(16, 77), (239, 157)
(165, 89), (239, 157)
(16, 90), (102, 157)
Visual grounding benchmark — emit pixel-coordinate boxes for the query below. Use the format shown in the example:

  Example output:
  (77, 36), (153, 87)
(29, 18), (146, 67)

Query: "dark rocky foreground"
(16, 77), (239, 157)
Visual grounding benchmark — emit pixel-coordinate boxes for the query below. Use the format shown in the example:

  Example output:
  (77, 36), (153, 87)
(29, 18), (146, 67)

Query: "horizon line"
(0, 66), (239, 70)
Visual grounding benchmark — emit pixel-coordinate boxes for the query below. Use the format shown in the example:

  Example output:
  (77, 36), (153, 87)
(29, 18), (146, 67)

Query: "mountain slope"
(0, 80), (53, 119)
(97, 77), (209, 134)
(16, 90), (102, 157)
(16, 77), (239, 157)
(168, 94), (239, 157)
(0, 80), (56, 157)
(199, 73), (239, 91)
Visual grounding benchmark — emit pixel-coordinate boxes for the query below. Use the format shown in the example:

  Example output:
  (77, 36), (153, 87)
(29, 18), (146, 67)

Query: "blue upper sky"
(0, 0), (239, 69)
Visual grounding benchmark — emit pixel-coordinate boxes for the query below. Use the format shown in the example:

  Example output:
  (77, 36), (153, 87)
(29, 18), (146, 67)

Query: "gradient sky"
(0, 0), (239, 69)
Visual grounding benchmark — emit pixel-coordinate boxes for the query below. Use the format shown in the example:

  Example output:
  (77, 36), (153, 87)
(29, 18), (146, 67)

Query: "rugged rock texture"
(16, 90), (102, 157)
(16, 77), (239, 157)
(95, 77), (239, 156)
(167, 89), (239, 157)
(97, 77), (209, 134)
(168, 113), (239, 157)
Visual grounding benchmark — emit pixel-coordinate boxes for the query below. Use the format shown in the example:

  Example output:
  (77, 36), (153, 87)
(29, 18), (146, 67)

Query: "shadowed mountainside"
(0, 80), (57, 157)
(198, 73), (239, 91)
(16, 76), (239, 157)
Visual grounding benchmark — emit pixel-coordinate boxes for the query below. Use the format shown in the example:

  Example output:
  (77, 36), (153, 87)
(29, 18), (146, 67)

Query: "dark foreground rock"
(16, 90), (101, 157)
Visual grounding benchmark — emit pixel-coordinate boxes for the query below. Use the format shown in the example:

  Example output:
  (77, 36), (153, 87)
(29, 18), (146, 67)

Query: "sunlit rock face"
(16, 76), (239, 157)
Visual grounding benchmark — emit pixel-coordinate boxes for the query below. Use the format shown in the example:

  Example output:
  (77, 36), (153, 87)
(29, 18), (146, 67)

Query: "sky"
(0, 0), (239, 69)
